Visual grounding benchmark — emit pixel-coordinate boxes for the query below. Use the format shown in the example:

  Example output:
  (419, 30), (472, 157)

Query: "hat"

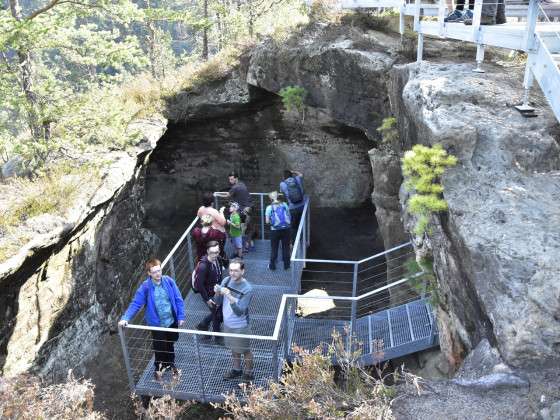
(201, 214), (213, 225)
(268, 191), (280, 203)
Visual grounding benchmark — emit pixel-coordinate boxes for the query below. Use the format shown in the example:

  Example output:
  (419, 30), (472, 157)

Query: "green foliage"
(279, 85), (307, 113)
(376, 116), (398, 145)
(406, 257), (439, 307)
(402, 144), (457, 236)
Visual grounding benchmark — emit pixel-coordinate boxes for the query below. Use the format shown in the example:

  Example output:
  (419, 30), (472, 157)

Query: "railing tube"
(118, 326), (136, 394)
(187, 234), (194, 273)
(168, 255), (176, 280)
(260, 194), (265, 240)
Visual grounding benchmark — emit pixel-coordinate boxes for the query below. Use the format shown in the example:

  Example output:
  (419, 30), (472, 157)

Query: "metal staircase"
(118, 193), (439, 403)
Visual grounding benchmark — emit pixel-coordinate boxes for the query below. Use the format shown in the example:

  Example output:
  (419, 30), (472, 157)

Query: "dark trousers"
(289, 207), (304, 244)
(198, 303), (221, 332)
(456, 0), (474, 10)
(270, 228), (291, 269)
(151, 321), (179, 371)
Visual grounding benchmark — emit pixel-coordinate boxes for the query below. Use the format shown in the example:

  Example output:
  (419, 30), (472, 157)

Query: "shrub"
(0, 371), (103, 419)
(406, 257), (439, 306)
(217, 329), (423, 419)
(402, 144), (457, 236)
(377, 116), (398, 145)
(279, 85), (307, 122)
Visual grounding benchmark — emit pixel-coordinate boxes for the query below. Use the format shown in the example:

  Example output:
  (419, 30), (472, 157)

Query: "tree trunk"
(9, 0), (43, 141)
(146, 20), (158, 79)
(202, 0), (209, 60)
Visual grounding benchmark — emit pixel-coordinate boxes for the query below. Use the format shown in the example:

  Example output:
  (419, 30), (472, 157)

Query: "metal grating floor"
(132, 239), (439, 402)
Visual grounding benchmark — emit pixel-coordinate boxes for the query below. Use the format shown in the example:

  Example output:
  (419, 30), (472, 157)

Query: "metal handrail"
(122, 191), (420, 343)
(161, 216), (199, 268)
(122, 272), (424, 342)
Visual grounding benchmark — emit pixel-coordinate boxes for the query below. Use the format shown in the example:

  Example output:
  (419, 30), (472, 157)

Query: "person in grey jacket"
(213, 258), (254, 381)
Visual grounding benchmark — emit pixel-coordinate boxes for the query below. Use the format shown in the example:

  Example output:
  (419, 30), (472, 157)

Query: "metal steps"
(124, 232), (439, 403)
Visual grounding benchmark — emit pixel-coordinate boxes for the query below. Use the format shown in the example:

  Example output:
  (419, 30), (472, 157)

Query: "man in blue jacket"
(118, 258), (186, 380)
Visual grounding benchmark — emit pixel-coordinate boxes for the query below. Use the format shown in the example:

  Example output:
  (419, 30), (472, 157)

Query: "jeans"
(289, 207), (304, 244)
(151, 320), (179, 371)
(270, 228), (291, 269)
(198, 302), (222, 333)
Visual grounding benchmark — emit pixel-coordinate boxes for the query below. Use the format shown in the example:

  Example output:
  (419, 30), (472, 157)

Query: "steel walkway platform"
(119, 195), (439, 403)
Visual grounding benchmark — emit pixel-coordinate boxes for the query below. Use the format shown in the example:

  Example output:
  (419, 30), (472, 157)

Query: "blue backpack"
(284, 177), (304, 204)
(270, 204), (291, 229)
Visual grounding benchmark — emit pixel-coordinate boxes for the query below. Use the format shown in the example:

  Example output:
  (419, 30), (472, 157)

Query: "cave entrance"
(143, 89), (382, 297)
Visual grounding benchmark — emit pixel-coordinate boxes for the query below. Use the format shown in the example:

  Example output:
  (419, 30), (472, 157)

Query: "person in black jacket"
(193, 241), (224, 343)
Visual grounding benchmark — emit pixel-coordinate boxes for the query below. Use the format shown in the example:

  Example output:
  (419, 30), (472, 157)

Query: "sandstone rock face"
(145, 93), (374, 242)
(391, 62), (560, 368)
(0, 119), (166, 378)
(164, 70), (252, 122)
(247, 25), (399, 139)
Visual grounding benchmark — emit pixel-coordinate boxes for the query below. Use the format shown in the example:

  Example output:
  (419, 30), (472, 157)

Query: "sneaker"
(268, 263), (276, 271)
(241, 372), (254, 382)
(463, 9), (473, 20)
(444, 9), (464, 22)
(223, 369), (243, 380)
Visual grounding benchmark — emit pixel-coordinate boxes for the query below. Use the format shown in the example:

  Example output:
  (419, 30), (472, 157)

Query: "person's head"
(284, 170), (293, 179)
(202, 192), (214, 207)
(206, 241), (220, 262)
(201, 214), (213, 227)
(229, 258), (245, 281)
(268, 191), (280, 203)
(229, 201), (239, 214)
(145, 258), (162, 281)
(228, 171), (239, 186)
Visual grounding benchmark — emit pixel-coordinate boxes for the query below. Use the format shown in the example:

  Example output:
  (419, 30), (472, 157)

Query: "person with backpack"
(213, 258), (254, 381)
(265, 191), (291, 271)
(279, 170), (305, 244)
(193, 241), (224, 344)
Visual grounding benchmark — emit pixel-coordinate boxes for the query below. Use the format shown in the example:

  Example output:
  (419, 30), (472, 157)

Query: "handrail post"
(472, 0), (482, 42)
(118, 326), (136, 394)
(438, 0), (446, 37)
(187, 233), (194, 272)
(283, 299), (290, 360)
(272, 340), (280, 380)
(414, 0), (421, 31)
(350, 263), (359, 348)
(213, 194), (219, 210)
(260, 194), (265, 241)
(524, 0), (539, 52)
(194, 334), (207, 402)
(399, 1), (406, 41)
